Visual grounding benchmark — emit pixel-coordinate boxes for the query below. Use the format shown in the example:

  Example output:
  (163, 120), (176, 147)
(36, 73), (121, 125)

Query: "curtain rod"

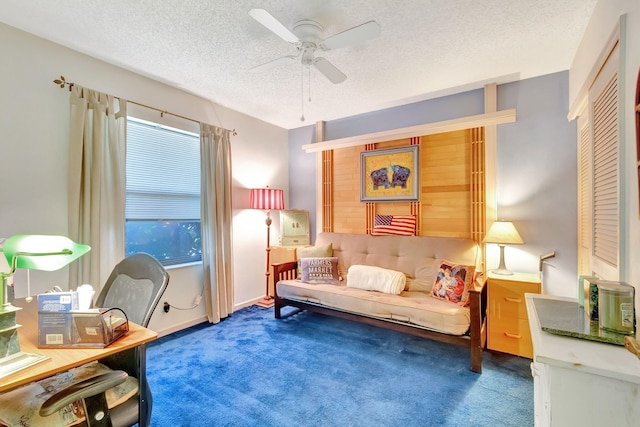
(53, 75), (237, 136)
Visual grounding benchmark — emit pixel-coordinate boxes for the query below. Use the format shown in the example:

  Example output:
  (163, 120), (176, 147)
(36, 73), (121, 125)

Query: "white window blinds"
(592, 72), (618, 268)
(126, 118), (200, 220)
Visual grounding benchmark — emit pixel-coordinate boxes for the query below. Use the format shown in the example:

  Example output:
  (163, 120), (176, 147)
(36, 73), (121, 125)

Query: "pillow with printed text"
(299, 257), (340, 285)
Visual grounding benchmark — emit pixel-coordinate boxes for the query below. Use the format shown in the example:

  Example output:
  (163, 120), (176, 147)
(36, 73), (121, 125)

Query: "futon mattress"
(277, 280), (471, 335)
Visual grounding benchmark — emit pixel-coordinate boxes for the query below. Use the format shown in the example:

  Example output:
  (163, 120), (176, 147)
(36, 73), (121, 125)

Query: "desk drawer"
(488, 316), (534, 358)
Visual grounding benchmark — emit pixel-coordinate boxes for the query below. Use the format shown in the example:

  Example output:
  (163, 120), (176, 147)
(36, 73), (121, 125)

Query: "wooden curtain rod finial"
(52, 75), (74, 91)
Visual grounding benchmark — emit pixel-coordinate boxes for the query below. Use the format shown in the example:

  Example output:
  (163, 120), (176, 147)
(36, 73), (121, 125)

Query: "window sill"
(165, 261), (202, 270)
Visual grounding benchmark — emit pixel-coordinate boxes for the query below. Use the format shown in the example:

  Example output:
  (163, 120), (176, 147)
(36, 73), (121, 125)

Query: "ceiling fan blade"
(249, 9), (299, 44)
(320, 20), (381, 50)
(313, 58), (347, 84)
(249, 55), (297, 72)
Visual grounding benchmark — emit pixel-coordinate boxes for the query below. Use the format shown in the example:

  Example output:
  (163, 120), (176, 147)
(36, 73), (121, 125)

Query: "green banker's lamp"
(0, 235), (90, 366)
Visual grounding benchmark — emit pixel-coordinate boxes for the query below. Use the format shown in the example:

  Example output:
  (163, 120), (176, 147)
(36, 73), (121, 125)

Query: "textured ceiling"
(1, 0), (597, 129)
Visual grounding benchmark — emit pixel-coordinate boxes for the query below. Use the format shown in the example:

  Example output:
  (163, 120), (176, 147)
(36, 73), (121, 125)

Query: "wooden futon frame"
(272, 261), (488, 373)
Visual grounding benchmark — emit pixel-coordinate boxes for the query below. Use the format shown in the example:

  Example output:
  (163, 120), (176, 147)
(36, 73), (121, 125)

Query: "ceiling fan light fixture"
(248, 8), (379, 85)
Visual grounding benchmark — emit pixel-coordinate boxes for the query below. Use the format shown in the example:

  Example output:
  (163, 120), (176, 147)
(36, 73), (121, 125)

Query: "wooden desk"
(0, 299), (157, 393)
(526, 293), (640, 426)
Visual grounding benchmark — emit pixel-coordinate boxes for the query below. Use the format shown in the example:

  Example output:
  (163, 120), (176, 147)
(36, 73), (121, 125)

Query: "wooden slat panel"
(332, 144), (367, 234)
(322, 149), (333, 232)
(375, 202), (412, 215)
(421, 130), (471, 238)
(330, 130), (473, 238)
(470, 127), (486, 249)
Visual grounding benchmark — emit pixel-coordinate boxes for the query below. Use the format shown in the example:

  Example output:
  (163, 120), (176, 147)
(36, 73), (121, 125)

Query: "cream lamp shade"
(483, 221), (523, 275)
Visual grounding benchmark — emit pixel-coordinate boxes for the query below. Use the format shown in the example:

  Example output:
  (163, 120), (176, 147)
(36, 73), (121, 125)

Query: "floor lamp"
(250, 187), (284, 308)
(482, 220), (524, 275)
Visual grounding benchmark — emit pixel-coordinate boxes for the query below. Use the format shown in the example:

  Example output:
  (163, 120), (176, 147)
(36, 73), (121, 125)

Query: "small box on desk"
(578, 275), (598, 307)
(581, 277), (600, 320)
(38, 308), (129, 348)
(38, 312), (75, 346)
(37, 292), (79, 312)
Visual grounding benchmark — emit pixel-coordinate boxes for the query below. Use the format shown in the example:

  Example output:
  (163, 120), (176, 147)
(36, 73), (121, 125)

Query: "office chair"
(39, 253), (170, 427)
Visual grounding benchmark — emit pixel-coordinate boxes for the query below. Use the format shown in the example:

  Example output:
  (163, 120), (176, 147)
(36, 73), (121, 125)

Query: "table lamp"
(482, 221), (523, 275)
(0, 234), (90, 373)
(250, 187), (284, 308)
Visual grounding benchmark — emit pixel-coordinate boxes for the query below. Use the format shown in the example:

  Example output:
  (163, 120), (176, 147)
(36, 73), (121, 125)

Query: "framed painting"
(360, 145), (419, 202)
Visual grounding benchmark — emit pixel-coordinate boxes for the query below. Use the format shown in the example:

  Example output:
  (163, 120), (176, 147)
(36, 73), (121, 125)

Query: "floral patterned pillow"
(430, 260), (475, 306)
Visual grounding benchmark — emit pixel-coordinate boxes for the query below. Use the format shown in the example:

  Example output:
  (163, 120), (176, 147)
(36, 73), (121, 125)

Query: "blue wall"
(496, 72), (577, 295)
(288, 71), (577, 295)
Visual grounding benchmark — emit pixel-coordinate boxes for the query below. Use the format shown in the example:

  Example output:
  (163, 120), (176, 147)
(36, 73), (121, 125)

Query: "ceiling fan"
(248, 8), (381, 84)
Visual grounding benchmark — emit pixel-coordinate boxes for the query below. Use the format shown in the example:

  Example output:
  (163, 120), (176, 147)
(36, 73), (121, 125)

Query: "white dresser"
(525, 293), (640, 426)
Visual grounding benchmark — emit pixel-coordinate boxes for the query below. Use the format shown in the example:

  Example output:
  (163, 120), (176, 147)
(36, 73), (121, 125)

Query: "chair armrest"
(272, 261), (298, 297)
(272, 261), (298, 280)
(39, 370), (128, 416)
(470, 275), (486, 293)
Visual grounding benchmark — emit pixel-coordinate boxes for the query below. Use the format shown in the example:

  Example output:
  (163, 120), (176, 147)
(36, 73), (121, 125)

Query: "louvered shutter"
(591, 72), (618, 268)
(577, 116), (591, 275)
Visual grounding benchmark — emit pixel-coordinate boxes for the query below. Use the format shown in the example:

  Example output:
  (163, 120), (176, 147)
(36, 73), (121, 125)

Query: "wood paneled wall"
(328, 129), (481, 239)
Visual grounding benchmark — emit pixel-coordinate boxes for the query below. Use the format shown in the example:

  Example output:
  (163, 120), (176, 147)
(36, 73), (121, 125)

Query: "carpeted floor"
(146, 305), (533, 426)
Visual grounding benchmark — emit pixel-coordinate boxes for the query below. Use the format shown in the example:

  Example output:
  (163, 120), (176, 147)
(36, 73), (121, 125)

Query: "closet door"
(588, 42), (621, 280)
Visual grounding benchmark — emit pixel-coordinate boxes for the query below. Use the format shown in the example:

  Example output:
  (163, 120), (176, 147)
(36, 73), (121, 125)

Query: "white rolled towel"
(346, 265), (406, 294)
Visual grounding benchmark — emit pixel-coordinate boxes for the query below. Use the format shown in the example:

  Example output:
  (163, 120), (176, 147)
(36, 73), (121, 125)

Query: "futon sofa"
(272, 232), (487, 373)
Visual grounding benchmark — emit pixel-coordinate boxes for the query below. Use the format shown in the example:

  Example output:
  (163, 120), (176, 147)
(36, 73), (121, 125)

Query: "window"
(125, 117), (201, 266)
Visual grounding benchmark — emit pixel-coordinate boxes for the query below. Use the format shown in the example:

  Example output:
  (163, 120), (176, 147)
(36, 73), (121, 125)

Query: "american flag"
(371, 215), (416, 236)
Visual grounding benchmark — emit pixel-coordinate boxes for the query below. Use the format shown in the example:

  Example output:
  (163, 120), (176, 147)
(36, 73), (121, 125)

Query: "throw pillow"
(346, 265), (406, 295)
(296, 243), (333, 279)
(299, 257), (340, 285)
(430, 260), (475, 306)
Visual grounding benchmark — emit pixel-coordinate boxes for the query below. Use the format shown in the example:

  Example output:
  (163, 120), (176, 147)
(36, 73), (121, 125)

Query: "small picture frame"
(360, 145), (420, 202)
(279, 210), (310, 246)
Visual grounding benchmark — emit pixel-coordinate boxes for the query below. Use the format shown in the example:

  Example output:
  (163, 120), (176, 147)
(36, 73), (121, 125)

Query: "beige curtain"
(200, 123), (234, 323)
(67, 85), (127, 290)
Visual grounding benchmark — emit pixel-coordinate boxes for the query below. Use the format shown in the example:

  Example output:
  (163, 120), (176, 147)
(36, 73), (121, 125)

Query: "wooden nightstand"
(487, 271), (541, 358)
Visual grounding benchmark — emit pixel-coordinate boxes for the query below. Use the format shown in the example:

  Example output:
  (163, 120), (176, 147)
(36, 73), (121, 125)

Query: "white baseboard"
(154, 298), (265, 337)
(155, 315), (208, 338)
(233, 297), (265, 311)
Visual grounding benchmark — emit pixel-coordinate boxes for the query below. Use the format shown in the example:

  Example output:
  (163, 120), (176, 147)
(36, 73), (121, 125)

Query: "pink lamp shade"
(250, 188), (284, 211)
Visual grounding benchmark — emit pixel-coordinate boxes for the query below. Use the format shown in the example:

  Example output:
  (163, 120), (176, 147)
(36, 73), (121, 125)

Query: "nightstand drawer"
(488, 316), (534, 358)
(487, 272), (541, 358)
(489, 280), (540, 320)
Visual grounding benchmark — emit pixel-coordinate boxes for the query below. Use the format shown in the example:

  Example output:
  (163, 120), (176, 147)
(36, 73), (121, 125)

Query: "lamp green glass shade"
(2, 235), (91, 271)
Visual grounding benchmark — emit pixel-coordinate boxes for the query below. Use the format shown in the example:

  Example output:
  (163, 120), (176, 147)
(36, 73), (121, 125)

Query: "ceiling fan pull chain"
(300, 63), (305, 122)
(308, 66), (312, 103)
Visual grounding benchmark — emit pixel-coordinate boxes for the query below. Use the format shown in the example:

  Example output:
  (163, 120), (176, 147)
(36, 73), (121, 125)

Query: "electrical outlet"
(194, 295), (202, 305)
(163, 301), (170, 313)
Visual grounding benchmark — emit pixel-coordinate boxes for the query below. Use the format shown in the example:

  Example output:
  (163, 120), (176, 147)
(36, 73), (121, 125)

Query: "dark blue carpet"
(146, 306), (533, 426)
